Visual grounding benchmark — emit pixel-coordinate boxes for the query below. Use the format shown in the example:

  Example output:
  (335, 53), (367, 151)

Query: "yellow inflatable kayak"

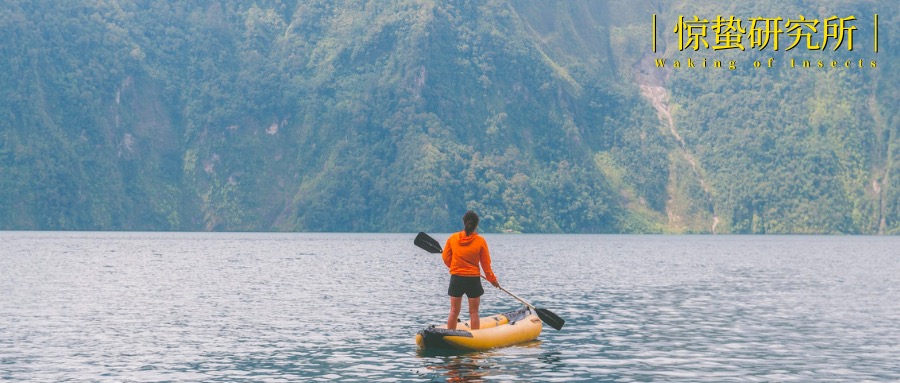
(415, 307), (543, 351)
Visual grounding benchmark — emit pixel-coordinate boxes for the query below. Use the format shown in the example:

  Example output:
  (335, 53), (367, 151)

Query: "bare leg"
(468, 297), (481, 330)
(447, 296), (462, 330)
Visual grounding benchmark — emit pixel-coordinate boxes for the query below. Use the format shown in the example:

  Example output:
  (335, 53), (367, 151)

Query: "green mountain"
(1, 0), (897, 234)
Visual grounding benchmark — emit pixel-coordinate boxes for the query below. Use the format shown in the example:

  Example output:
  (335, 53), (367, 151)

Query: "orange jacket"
(442, 231), (497, 284)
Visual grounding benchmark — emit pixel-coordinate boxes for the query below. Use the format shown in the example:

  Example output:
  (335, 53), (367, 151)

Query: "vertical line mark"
(653, 14), (657, 53)
(874, 14), (879, 53)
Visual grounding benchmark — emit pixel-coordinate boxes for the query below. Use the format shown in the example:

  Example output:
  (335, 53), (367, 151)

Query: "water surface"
(1, 232), (898, 381)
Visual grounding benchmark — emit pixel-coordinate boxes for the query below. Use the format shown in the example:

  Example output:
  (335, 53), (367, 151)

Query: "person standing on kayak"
(443, 210), (500, 330)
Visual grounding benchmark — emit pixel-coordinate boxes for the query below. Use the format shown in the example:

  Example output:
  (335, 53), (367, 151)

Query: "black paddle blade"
(536, 308), (565, 330)
(414, 232), (443, 254)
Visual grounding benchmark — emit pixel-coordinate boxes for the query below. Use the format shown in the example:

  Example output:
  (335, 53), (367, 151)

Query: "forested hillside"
(0, 0), (897, 233)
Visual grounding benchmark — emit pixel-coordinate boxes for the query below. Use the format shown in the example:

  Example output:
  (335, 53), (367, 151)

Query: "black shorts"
(448, 275), (484, 298)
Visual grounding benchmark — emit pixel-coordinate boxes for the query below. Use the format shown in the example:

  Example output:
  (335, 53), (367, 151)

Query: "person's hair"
(463, 210), (479, 235)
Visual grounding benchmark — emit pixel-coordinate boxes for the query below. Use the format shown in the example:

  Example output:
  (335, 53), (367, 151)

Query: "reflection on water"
(419, 341), (557, 382)
(1, 233), (898, 382)
(424, 353), (491, 382)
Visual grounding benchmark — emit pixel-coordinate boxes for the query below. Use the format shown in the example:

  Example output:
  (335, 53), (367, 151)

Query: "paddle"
(413, 232), (566, 330)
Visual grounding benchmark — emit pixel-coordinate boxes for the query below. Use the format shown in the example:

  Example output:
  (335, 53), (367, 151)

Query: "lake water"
(1, 232), (898, 382)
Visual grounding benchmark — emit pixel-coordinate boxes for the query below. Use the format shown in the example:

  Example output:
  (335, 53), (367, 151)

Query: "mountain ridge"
(0, 0), (897, 234)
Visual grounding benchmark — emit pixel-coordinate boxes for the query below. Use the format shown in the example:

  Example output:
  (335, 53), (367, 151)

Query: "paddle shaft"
(481, 275), (535, 309)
